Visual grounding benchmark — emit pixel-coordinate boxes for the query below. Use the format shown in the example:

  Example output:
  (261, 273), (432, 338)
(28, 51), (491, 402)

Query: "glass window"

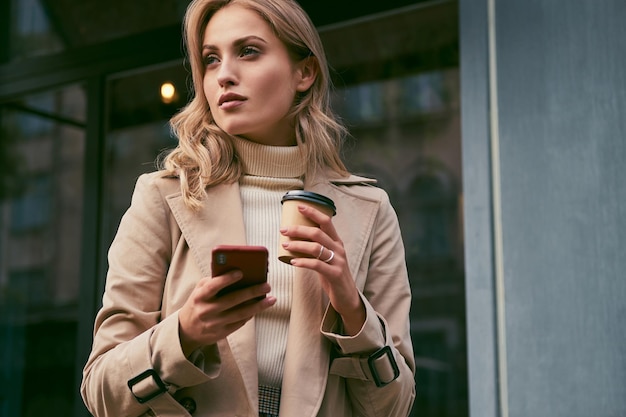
(324, 2), (466, 416)
(8, 269), (49, 308)
(103, 63), (185, 244)
(10, 175), (52, 232)
(7, 0), (190, 61)
(10, 0), (64, 60)
(0, 83), (86, 417)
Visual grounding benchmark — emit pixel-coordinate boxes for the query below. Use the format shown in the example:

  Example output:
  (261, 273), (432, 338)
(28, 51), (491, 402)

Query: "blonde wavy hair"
(160, 0), (349, 210)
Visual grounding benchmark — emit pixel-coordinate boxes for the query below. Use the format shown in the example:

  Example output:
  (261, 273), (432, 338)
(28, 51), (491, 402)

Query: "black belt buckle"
(368, 346), (400, 387)
(127, 369), (168, 403)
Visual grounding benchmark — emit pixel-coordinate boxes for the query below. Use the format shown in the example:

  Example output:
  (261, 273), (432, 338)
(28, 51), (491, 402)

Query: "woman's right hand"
(178, 270), (276, 357)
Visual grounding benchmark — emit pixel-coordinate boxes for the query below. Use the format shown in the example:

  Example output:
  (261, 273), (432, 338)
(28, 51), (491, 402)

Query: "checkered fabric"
(259, 385), (281, 417)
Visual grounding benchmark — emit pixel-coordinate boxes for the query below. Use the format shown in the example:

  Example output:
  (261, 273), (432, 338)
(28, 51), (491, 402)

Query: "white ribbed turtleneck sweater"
(232, 137), (304, 388)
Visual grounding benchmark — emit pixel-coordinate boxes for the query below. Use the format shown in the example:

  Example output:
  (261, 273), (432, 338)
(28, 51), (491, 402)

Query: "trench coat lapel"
(165, 182), (247, 276)
(166, 182), (259, 412)
(280, 177), (379, 416)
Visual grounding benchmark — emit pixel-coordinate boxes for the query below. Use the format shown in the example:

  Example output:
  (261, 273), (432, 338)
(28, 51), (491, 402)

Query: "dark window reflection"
(326, 2), (466, 416)
(0, 84), (85, 417)
(10, 0), (64, 60)
(9, 269), (49, 307)
(8, 0), (190, 61)
(102, 64), (184, 247)
(10, 176), (52, 232)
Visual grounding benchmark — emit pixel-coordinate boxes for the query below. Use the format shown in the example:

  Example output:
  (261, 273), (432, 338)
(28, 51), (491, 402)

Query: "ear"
(295, 56), (318, 93)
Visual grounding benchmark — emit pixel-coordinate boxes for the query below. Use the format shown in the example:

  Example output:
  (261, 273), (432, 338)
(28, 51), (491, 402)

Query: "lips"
(218, 92), (247, 107)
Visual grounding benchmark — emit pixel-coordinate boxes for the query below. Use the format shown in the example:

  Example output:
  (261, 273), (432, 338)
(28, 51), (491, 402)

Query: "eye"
(240, 46), (260, 57)
(203, 53), (220, 67)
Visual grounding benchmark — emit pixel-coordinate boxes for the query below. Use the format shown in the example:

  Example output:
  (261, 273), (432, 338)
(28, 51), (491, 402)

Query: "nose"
(216, 57), (238, 87)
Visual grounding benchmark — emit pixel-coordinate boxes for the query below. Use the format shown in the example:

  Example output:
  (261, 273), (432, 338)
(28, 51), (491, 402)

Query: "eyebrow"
(202, 35), (268, 52)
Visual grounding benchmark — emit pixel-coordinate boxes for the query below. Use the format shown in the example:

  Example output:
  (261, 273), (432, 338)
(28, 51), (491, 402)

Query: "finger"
(186, 291), (275, 343)
(289, 246), (346, 268)
(281, 240), (329, 260)
(217, 282), (273, 309)
(288, 255), (339, 275)
(221, 294), (277, 324)
(296, 205), (341, 241)
(280, 224), (335, 251)
(198, 270), (244, 299)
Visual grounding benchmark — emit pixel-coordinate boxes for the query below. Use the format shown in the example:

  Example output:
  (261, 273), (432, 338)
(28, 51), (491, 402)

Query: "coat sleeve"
(80, 174), (216, 417)
(321, 188), (416, 416)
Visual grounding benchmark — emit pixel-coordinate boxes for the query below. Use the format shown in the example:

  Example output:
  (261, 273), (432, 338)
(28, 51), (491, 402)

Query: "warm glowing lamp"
(160, 82), (176, 104)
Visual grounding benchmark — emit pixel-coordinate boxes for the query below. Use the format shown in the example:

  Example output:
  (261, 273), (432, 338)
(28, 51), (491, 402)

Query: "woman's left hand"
(280, 204), (366, 335)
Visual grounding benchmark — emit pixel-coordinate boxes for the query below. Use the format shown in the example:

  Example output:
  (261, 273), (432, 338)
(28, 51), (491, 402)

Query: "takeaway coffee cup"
(278, 190), (337, 264)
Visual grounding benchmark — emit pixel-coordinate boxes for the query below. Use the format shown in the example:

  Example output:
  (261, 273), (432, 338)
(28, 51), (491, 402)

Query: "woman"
(81, 0), (415, 416)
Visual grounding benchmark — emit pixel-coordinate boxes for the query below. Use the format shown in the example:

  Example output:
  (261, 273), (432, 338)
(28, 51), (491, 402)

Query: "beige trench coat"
(81, 171), (415, 417)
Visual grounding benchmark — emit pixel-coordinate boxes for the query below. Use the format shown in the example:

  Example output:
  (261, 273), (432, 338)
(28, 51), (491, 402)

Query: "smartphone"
(211, 245), (269, 297)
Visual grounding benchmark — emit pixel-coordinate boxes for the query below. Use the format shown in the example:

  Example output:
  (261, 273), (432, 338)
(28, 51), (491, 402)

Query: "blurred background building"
(1, 1), (625, 417)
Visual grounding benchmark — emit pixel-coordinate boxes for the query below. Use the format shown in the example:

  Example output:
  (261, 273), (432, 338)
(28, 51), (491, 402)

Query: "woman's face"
(202, 4), (314, 146)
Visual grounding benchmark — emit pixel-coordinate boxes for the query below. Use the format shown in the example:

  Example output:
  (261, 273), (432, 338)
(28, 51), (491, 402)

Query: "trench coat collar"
(164, 173), (379, 416)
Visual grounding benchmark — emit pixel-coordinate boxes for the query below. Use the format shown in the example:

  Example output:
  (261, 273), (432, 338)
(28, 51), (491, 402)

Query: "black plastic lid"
(281, 190), (336, 216)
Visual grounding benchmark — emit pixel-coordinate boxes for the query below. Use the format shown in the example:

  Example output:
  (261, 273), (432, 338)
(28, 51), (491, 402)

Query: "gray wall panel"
(462, 0), (626, 416)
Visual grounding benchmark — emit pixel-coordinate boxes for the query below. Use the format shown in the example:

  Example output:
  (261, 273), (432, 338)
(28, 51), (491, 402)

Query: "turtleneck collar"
(232, 136), (305, 179)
